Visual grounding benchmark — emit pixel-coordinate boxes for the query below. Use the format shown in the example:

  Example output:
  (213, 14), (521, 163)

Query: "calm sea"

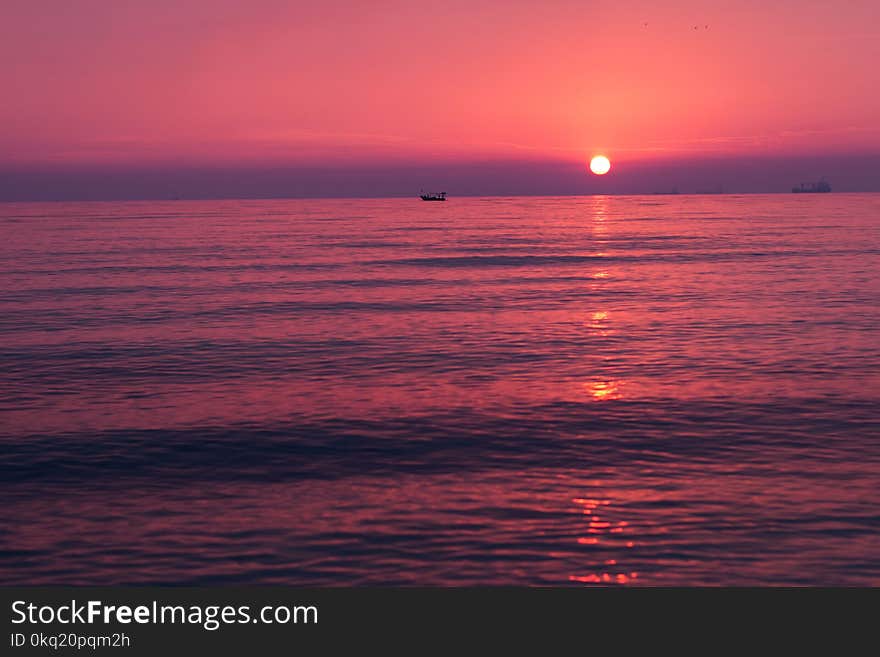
(1, 194), (878, 585)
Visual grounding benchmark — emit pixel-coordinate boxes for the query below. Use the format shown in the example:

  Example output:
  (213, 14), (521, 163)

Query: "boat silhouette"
(419, 191), (447, 201)
(792, 180), (831, 193)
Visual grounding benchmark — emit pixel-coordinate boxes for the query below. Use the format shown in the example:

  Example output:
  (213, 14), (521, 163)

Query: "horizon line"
(3, 190), (879, 205)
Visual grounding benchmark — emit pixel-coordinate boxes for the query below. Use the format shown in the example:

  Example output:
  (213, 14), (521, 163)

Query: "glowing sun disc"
(590, 155), (611, 175)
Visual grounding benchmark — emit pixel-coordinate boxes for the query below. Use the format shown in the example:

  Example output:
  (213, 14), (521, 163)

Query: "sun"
(589, 155), (611, 175)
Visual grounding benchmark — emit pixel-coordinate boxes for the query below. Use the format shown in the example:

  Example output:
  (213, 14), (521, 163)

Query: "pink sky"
(2, 0), (879, 171)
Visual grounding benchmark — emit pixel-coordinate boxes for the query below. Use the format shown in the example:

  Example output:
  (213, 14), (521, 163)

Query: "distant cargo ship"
(792, 180), (831, 193)
(420, 191), (447, 201)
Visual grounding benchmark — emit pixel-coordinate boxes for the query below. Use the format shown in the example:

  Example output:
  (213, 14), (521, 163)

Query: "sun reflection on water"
(570, 496), (638, 585)
(584, 380), (623, 400)
(586, 310), (615, 336)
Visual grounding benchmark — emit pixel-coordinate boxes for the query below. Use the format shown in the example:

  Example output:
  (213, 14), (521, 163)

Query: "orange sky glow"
(1, 1), (879, 197)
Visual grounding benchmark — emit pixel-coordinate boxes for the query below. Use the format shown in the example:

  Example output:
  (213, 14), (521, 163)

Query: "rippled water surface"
(1, 194), (879, 585)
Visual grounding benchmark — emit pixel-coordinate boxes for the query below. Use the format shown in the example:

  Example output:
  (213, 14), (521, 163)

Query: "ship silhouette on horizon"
(792, 180), (831, 193)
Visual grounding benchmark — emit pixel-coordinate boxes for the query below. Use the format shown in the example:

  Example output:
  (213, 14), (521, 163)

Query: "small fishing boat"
(419, 191), (447, 201)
